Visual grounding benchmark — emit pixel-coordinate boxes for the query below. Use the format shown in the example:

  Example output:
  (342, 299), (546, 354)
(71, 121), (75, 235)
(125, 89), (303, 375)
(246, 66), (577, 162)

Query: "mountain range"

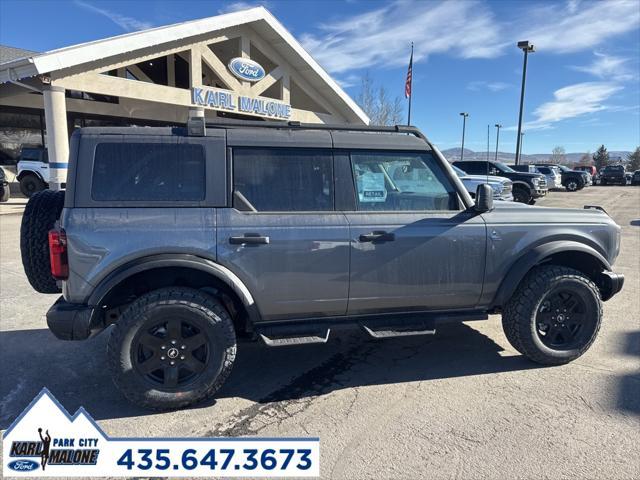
(440, 148), (632, 165)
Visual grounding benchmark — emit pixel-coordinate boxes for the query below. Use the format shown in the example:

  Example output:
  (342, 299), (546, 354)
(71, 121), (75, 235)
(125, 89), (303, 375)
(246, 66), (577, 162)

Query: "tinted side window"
(233, 148), (333, 212)
(92, 143), (205, 201)
(457, 162), (484, 175)
(351, 151), (459, 211)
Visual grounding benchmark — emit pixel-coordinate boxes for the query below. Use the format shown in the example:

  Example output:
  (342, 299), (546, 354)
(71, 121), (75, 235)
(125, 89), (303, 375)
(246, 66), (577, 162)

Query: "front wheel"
(565, 179), (580, 191)
(19, 174), (45, 197)
(502, 265), (602, 365)
(108, 287), (237, 410)
(513, 186), (531, 204)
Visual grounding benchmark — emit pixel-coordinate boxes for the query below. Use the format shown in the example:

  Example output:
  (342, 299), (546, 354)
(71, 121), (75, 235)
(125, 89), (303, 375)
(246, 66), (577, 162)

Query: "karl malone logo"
(4, 388), (102, 474)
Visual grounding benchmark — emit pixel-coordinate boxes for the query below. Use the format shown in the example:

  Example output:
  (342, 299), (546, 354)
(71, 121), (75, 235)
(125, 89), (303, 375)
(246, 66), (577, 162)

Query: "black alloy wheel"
(535, 288), (595, 350)
(132, 316), (210, 389)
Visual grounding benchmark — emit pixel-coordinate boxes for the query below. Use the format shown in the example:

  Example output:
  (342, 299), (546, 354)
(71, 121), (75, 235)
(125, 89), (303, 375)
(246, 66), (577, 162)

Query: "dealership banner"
(3, 388), (319, 477)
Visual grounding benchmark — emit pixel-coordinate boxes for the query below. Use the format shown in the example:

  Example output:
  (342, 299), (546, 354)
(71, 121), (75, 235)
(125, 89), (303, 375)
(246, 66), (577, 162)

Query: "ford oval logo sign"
(8, 459), (39, 472)
(228, 57), (265, 82)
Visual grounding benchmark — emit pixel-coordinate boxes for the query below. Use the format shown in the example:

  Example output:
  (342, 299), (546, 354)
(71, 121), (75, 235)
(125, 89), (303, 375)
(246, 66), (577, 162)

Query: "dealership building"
(0, 7), (368, 185)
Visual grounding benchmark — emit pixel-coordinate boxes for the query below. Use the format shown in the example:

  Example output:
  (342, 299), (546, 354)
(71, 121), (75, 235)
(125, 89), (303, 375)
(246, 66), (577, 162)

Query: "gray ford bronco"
(20, 121), (624, 410)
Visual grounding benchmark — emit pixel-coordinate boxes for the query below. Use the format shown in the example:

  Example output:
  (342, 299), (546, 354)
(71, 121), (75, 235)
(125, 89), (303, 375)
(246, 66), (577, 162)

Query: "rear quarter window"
(91, 143), (205, 201)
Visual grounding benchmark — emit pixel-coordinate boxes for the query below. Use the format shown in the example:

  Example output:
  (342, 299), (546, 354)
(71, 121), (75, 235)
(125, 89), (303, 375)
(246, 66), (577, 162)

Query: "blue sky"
(1, 0), (638, 154)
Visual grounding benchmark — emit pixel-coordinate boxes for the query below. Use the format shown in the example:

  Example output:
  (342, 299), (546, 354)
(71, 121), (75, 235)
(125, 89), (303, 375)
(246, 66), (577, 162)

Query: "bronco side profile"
(21, 121), (624, 410)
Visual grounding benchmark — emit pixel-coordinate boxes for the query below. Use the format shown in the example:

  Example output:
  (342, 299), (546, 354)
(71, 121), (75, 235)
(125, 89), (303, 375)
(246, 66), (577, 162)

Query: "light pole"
(459, 112), (469, 161)
(515, 40), (535, 165)
(487, 125), (490, 161)
(494, 123), (502, 162)
(520, 132), (525, 156)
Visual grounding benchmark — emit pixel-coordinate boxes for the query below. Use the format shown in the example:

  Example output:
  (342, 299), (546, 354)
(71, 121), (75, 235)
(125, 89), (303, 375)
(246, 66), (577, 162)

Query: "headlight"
(532, 177), (539, 185)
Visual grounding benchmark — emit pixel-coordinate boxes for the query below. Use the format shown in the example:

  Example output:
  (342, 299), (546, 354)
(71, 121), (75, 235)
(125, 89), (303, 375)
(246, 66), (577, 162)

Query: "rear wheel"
(502, 265), (602, 365)
(108, 288), (237, 410)
(513, 186), (531, 204)
(19, 174), (45, 198)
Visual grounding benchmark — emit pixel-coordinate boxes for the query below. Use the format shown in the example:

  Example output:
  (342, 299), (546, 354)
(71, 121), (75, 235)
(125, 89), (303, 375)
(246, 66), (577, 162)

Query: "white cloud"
(508, 82), (623, 131)
(75, 1), (152, 32)
(518, 0), (640, 53)
(300, 0), (503, 74)
(570, 52), (635, 82)
(467, 81), (511, 92)
(218, 1), (269, 14)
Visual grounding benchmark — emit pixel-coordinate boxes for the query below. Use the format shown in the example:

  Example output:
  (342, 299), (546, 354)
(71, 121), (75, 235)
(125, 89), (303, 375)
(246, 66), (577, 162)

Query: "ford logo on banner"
(228, 57), (265, 82)
(8, 460), (39, 472)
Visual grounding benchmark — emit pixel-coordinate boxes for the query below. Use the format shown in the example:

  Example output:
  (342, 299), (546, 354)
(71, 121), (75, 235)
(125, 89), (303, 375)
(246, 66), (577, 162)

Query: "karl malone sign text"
(192, 87), (291, 120)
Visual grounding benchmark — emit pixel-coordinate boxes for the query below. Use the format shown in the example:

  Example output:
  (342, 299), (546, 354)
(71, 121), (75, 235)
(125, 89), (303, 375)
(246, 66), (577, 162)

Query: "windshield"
(452, 165), (467, 177)
(557, 165), (571, 172)
(494, 162), (515, 173)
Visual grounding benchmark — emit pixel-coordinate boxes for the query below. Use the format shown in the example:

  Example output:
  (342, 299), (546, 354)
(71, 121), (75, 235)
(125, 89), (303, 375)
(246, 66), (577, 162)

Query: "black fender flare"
(491, 241), (611, 308)
(87, 253), (261, 324)
(511, 180), (532, 194)
(16, 170), (45, 182)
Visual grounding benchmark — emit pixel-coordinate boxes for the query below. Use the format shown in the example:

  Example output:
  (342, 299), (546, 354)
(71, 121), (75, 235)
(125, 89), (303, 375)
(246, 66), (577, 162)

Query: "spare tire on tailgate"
(20, 189), (65, 293)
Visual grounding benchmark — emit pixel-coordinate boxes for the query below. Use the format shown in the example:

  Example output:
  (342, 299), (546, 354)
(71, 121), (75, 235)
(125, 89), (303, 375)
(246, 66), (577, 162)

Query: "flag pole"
(407, 43), (414, 126)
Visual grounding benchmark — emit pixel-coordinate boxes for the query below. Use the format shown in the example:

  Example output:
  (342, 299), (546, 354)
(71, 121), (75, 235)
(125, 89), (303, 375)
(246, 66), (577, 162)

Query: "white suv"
(16, 147), (53, 197)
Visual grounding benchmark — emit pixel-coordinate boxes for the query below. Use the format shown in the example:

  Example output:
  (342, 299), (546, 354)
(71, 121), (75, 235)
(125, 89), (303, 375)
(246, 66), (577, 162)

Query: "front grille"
(539, 178), (547, 188)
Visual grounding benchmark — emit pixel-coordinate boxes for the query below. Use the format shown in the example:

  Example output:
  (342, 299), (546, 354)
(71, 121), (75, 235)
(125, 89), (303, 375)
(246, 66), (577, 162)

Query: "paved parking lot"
(1, 186), (638, 479)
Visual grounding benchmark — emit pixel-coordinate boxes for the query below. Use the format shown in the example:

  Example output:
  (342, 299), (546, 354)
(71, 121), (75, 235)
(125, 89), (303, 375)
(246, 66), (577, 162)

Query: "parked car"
(558, 164), (591, 188)
(16, 147), (53, 197)
(451, 165), (513, 201)
(631, 170), (640, 186)
(599, 165), (627, 185)
(533, 165), (561, 190)
(454, 160), (547, 204)
(0, 166), (10, 202)
(20, 122), (624, 410)
(532, 164), (586, 191)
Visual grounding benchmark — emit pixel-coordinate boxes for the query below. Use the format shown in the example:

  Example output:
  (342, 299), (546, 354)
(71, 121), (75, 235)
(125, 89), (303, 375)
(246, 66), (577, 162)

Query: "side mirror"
(475, 184), (494, 213)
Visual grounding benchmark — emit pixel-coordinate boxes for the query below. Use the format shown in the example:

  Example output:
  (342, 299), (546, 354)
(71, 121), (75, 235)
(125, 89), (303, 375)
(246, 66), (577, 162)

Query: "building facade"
(0, 7), (368, 186)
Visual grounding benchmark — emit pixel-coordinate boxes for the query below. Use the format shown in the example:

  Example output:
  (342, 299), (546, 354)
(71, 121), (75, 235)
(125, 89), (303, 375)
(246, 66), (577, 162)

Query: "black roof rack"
(202, 118), (429, 143)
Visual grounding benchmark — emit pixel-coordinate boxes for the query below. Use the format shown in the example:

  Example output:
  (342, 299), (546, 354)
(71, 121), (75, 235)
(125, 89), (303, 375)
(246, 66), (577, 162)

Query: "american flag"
(405, 46), (413, 99)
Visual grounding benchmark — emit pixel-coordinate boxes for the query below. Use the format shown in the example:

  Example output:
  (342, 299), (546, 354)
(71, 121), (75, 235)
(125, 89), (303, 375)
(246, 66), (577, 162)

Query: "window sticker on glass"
(357, 171), (387, 202)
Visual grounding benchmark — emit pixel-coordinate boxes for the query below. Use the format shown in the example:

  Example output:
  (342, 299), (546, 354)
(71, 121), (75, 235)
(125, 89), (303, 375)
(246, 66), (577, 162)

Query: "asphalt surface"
(1, 186), (639, 479)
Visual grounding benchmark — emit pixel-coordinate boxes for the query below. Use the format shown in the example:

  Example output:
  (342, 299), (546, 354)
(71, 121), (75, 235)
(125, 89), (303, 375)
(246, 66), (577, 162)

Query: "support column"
(43, 85), (69, 191)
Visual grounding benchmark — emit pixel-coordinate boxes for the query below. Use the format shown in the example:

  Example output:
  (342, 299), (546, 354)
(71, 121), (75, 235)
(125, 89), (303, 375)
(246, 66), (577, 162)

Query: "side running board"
(359, 316), (436, 339)
(258, 325), (331, 347)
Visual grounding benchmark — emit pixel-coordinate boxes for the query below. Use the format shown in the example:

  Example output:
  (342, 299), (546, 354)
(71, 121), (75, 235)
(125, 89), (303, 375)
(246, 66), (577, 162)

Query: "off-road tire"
(20, 190), (65, 293)
(19, 174), (45, 198)
(0, 184), (9, 202)
(502, 265), (602, 365)
(108, 287), (237, 410)
(513, 185), (531, 204)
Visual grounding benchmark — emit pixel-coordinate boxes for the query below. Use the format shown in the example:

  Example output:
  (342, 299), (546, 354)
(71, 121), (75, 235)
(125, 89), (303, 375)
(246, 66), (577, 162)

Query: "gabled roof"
(0, 7), (369, 124)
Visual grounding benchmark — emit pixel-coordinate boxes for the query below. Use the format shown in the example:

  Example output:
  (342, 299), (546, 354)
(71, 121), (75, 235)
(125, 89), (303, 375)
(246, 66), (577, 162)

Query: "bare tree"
(356, 72), (405, 126)
(579, 151), (592, 166)
(549, 146), (566, 164)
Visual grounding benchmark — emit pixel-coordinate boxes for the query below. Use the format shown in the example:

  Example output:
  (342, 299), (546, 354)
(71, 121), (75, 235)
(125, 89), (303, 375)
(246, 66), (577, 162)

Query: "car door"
(216, 131), (350, 322)
(342, 150), (487, 315)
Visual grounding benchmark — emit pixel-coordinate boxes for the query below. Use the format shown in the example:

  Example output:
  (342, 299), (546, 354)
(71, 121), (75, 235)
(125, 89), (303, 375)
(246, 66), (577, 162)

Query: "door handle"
(359, 231), (395, 243)
(229, 234), (270, 245)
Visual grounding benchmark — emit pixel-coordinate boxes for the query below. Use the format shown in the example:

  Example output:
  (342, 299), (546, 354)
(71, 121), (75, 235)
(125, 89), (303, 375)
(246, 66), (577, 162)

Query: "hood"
(463, 174), (510, 184)
(491, 201), (615, 223)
